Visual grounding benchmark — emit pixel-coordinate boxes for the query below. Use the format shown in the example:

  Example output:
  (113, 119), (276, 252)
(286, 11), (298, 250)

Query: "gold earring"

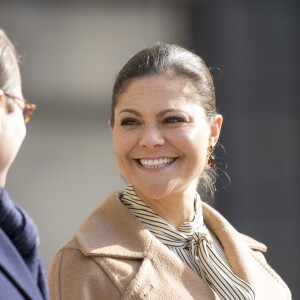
(206, 145), (216, 168)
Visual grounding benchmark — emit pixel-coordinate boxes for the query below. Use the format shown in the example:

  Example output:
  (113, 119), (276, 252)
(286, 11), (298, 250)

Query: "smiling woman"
(49, 43), (291, 300)
(111, 74), (221, 219)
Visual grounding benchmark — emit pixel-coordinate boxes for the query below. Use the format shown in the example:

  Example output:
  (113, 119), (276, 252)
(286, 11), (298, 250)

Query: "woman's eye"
(120, 118), (139, 126)
(163, 117), (186, 124)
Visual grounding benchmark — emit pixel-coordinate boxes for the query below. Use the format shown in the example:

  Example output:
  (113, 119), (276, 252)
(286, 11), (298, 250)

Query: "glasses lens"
(23, 106), (29, 119)
(24, 104), (36, 124)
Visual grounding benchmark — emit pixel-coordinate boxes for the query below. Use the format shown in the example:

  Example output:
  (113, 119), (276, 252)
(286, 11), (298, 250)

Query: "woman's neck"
(135, 187), (197, 229)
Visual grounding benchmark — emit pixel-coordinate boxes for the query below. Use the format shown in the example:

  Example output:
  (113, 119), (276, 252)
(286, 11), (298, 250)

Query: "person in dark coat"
(0, 29), (48, 300)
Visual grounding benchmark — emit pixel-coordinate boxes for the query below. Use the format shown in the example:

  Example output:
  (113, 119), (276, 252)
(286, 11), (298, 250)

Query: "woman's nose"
(139, 125), (165, 149)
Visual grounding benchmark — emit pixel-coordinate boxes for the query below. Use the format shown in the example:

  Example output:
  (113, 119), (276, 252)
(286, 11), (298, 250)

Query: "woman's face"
(0, 87), (26, 186)
(111, 74), (221, 201)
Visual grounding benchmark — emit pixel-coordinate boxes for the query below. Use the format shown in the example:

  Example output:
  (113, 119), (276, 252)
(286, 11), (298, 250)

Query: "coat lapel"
(74, 192), (152, 258)
(0, 228), (43, 300)
(202, 203), (257, 284)
(122, 235), (218, 299)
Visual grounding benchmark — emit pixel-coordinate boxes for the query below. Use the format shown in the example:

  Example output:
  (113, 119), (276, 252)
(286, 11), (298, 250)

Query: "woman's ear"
(209, 114), (223, 146)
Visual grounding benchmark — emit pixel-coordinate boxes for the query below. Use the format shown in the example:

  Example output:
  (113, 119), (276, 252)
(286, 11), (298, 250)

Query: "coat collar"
(201, 201), (267, 285)
(0, 228), (43, 300)
(202, 201), (267, 252)
(74, 192), (153, 258)
(74, 191), (266, 258)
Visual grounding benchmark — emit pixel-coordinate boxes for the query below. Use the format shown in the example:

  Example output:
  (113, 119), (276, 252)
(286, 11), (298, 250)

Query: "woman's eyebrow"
(118, 109), (142, 116)
(119, 108), (185, 117)
(157, 109), (186, 117)
(157, 109), (176, 117)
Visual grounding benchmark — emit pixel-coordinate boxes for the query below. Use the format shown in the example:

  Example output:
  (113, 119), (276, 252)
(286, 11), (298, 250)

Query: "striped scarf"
(121, 185), (255, 300)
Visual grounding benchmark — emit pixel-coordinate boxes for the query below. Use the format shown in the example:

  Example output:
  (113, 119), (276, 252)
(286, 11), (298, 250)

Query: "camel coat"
(48, 192), (291, 299)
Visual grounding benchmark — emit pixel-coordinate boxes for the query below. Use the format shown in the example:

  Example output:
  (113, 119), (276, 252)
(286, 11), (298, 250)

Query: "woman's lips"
(137, 157), (176, 169)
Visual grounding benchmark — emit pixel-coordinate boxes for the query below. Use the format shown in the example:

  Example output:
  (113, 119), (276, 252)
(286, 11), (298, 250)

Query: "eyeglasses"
(4, 92), (36, 124)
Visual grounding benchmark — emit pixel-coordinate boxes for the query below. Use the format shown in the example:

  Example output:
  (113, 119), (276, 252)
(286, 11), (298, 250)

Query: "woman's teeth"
(139, 158), (175, 168)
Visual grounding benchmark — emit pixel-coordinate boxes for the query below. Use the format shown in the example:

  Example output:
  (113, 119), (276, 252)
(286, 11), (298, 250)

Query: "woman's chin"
(132, 182), (177, 201)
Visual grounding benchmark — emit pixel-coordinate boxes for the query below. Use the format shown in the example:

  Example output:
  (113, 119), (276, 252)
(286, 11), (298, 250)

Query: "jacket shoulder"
(239, 233), (267, 252)
(48, 238), (121, 300)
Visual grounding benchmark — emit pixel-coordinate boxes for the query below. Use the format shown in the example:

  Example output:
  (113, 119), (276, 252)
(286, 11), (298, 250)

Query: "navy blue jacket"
(0, 188), (48, 300)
